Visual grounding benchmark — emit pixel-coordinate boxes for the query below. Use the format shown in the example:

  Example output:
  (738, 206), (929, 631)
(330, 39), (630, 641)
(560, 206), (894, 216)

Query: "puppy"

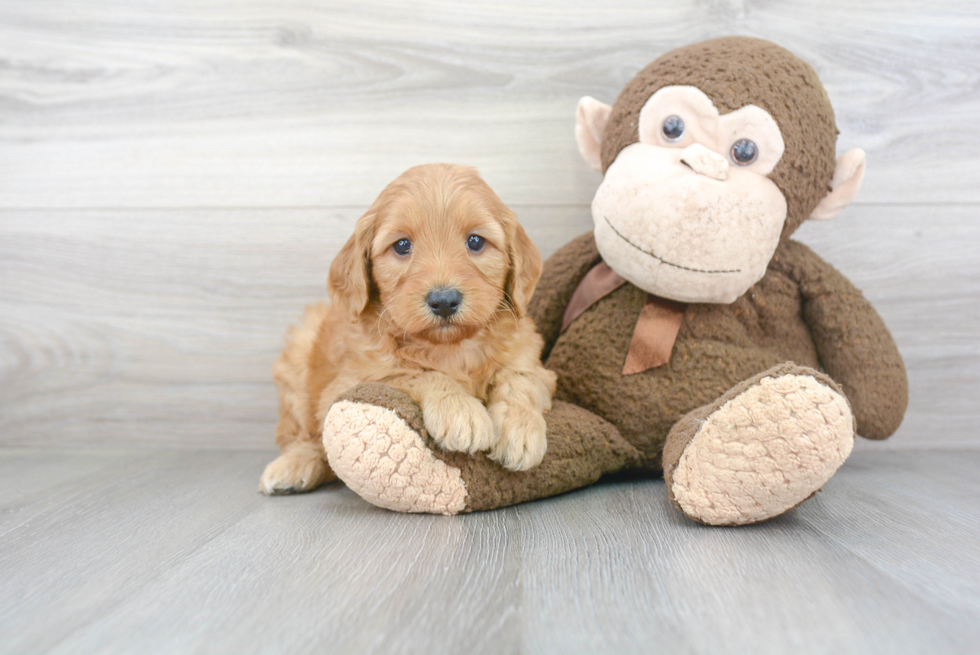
(260, 163), (557, 495)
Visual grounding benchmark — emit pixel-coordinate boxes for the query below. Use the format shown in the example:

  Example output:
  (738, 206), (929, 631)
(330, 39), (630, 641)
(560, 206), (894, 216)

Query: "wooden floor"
(0, 449), (977, 654)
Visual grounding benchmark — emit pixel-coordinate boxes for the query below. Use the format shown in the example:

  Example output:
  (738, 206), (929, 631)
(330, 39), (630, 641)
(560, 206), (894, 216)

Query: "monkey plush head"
(576, 37), (866, 303)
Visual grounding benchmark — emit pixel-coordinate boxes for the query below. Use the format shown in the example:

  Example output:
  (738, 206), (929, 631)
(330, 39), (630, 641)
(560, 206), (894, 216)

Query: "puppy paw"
(487, 402), (547, 471)
(259, 445), (334, 495)
(422, 393), (494, 455)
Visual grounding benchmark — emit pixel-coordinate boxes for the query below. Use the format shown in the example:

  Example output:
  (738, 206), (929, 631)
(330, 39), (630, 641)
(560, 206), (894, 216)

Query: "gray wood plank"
(0, 449), (148, 527)
(0, 449), (976, 654)
(517, 471), (980, 654)
(799, 451), (980, 617)
(1, 204), (976, 449)
(0, 450), (269, 653)
(49, 491), (523, 655)
(0, 0), (978, 208)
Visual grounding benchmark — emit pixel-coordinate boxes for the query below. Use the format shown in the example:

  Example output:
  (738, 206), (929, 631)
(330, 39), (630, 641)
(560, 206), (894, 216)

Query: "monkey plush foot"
(324, 383), (639, 514)
(663, 363), (855, 526)
(324, 386), (468, 515)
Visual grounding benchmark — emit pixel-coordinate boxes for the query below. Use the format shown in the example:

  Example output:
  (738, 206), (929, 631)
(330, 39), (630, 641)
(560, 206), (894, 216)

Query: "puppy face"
(328, 164), (541, 344)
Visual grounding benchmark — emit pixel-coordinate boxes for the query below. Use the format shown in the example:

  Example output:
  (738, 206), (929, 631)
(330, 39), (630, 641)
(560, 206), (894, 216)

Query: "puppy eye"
(466, 235), (486, 252)
(662, 115), (685, 142)
(392, 238), (412, 256)
(731, 138), (758, 165)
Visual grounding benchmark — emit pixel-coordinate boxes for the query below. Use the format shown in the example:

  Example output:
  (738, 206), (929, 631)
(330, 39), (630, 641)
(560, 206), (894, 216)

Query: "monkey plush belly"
(545, 274), (821, 468)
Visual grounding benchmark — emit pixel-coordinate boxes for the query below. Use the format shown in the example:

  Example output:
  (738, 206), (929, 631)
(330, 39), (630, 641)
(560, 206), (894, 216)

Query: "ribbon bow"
(561, 261), (686, 375)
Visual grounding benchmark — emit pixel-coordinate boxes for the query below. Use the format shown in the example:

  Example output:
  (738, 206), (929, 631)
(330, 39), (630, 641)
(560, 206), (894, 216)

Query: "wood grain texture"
(1, 204), (976, 449)
(0, 449), (977, 654)
(0, 0), (977, 449)
(0, 0), (978, 208)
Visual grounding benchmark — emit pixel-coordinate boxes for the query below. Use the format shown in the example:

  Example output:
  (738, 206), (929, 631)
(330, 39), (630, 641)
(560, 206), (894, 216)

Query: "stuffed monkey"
(320, 37), (908, 525)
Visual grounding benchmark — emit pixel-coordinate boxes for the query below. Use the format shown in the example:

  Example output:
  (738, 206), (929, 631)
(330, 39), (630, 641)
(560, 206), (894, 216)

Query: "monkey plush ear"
(809, 148), (866, 221)
(576, 96), (613, 172)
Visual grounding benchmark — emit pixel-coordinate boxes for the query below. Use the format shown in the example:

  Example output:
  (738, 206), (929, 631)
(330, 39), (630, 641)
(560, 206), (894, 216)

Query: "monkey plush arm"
(527, 231), (601, 361)
(772, 240), (908, 439)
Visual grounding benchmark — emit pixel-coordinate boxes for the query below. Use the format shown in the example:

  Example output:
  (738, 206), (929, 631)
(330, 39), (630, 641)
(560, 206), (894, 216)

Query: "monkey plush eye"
(662, 115), (685, 142)
(730, 138), (759, 165)
(392, 238), (412, 256)
(466, 234), (487, 252)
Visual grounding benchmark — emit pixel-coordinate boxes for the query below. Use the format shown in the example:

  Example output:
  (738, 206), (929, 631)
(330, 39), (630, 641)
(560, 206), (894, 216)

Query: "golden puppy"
(260, 163), (557, 495)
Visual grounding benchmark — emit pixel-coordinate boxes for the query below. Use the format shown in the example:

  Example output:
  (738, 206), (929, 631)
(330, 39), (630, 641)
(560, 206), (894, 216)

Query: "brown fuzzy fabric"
(538, 233), (907, 468)
(769, 241), (909, 438)
(446, 401), (641, 512)
(526, 232), (602, 361)
(600, 36), (838, 241)
(334, 383), (641, 512)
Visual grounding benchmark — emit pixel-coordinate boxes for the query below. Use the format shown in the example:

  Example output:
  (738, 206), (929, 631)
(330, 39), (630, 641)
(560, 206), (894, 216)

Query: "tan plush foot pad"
(324, 400), (468, 515)
(670, 372), (854, 526)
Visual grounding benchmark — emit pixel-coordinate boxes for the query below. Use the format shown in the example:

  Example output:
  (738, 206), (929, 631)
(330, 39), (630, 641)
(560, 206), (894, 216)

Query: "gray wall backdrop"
(1, 0), (977, 450)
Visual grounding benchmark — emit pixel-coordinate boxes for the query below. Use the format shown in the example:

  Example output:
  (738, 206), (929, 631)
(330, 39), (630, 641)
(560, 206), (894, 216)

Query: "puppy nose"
(426, 287), (463, 318)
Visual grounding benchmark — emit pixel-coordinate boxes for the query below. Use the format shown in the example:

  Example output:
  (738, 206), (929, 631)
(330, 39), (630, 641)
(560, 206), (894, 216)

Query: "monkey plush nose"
(426, 287), (463, 318)
(680, 143), (729, 181)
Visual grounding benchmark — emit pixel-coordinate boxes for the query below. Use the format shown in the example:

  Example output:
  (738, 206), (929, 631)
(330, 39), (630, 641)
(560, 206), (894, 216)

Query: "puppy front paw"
(259, 445), (334, 495)
(487, 402), (547, 471)
(422, 392), (494, 455)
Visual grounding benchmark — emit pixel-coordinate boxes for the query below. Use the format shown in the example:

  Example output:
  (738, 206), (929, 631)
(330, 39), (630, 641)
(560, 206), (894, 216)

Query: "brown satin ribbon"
(621, 295), (686, 374)
(562, 261), (687, 375)
(562, 261), (627, 331)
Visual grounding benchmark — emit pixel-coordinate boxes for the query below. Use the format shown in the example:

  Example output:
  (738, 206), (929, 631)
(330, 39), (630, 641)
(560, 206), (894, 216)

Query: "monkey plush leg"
(323, 383), (640, 514)
(663, 363), (855, 526)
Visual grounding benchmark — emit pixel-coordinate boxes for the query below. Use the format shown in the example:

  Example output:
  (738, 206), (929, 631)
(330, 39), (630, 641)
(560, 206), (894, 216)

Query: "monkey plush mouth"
(603, 216), (741, 274)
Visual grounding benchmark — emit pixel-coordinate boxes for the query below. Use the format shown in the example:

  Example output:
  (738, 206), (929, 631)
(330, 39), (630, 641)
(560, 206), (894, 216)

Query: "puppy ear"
(501, 208), (542, 318)
(328, 210), (375, 320)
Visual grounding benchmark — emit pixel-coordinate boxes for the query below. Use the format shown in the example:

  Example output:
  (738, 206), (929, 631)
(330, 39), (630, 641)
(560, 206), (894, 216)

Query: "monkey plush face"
(591, 85), (789, 303)
(576, 37), (867, 304)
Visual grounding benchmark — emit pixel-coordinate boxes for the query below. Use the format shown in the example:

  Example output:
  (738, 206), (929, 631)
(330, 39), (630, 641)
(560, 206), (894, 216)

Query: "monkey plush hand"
(322, 37), (908, 525)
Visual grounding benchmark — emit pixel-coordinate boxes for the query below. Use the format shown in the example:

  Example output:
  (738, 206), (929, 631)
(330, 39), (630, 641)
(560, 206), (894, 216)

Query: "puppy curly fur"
(260, 164), (557, 495)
